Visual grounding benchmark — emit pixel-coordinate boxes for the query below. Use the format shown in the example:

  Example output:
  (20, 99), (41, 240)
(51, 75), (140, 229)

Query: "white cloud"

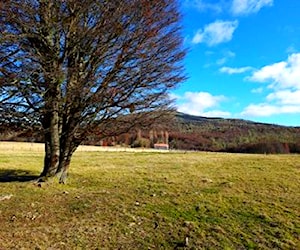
(251, 87), (264, 94)
(248, 53), (300, 90)
(201, 110), (231, 117)
(220, 66), (253, 74)
(241, 103), (300, 117)
(241, 53), (300, 118)
(286, 45), (297, 54)
(266, 90), (300, 105)
(176, 91), (230, 117)
(217, 57), (227, 66)
(183, 0), (223, 13)
(168, 93), (181, 101)
(225, 50), (236, 58)
(216, 50), (236, 65)
(192, 20), (239, 46)
(231, 0), (273, 15)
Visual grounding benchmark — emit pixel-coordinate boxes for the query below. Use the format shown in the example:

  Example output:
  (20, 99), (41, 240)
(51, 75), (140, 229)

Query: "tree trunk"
(40, 121), (79, 183)
(40, 129), (59, 178)
(56, 125), (79, 184)
(58, 153), (72, 184)
(39, 111), (60, 179)
(39, 84), (61, 180)
(57, 142), (78, 184)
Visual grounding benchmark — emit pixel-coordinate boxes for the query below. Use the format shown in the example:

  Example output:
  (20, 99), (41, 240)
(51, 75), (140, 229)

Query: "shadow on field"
(0, 169), (39, 182)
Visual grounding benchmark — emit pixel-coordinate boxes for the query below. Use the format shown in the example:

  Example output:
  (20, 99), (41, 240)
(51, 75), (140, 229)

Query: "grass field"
(0, 142), (299, 249)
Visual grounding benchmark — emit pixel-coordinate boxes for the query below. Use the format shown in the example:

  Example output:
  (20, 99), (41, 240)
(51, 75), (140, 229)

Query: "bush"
(289, 142), (300, 153)
(226, 142), (291, 154)
(131, 138), (150, 148)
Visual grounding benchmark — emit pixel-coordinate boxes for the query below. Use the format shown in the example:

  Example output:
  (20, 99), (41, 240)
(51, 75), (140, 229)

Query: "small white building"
(154, 143), (169, 150)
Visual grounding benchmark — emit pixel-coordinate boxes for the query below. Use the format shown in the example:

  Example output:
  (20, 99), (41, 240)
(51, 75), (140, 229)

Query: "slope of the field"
(0, 142), (300, 249)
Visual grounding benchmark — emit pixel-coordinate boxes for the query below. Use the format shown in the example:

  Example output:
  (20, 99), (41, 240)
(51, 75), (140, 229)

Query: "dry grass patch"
(0, 142), (300, 249)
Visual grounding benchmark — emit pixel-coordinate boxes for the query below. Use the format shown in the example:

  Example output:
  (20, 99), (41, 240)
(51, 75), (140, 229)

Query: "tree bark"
(57, 133), (74, 184)
(40, 117), (78, 183)
(58, 152), (72, 184)
(39, 83), (61, 180)
(39, 111), (60, 179)
(41, 128), (57, 178)
(56, 118), (80, 183)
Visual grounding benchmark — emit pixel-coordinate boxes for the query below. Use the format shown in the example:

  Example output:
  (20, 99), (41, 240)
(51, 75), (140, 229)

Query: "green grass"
(0, 144), (300, 249)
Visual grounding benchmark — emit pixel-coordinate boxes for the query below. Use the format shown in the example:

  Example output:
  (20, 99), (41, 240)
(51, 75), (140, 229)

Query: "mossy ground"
(0, 142), (299, 249)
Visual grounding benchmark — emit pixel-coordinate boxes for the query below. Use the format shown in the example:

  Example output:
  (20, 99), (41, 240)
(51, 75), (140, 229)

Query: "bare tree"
(0, 0), (186, 183)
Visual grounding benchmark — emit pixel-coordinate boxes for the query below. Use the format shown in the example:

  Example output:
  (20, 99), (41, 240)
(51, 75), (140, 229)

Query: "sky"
(173, 0), (300, 126)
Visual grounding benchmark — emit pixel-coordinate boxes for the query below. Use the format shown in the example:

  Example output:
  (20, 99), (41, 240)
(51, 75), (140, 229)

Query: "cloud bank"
(231, 0), (273, 15)
(192, 20), (239, 46)
(248, 53), (300, 90)
(242, 53), (300, 117)
(183, 0), (223, 13)
(176, 91), (230, 117)
(184, 0), (273, 16)
(220, 66), (253, 74)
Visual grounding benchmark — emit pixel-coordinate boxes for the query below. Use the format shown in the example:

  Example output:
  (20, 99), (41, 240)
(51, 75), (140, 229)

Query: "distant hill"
(168, 112), (300, 153)
(1, 112), (300, 153)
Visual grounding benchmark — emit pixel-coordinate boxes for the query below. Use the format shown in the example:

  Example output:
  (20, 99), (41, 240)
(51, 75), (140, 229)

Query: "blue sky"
(173, 0), (300, 126)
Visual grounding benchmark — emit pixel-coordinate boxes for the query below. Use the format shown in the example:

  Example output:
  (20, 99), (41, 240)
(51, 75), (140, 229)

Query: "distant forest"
(1, 112), (300, 154)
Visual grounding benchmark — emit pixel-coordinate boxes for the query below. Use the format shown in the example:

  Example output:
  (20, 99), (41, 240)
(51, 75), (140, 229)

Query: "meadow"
(0, 142), (299, 249)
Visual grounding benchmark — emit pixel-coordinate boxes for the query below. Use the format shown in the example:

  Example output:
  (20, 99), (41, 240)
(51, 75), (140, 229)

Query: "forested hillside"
(1, 112), (300, 153)
(169, 113), (300, 153)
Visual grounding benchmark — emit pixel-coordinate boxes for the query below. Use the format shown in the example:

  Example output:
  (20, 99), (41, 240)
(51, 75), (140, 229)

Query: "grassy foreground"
(0, 142), (299, 249)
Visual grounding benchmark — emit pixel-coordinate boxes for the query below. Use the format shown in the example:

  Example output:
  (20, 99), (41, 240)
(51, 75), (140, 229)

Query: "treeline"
(1, 112), (300, 154)
(167, 113), (300, 154)
(224, 142), (300, 154)
(0, 124), (43, 142)
(82, 129), (169, 148)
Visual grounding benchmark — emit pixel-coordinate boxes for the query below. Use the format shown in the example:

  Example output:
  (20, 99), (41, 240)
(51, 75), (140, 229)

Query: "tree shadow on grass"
(0, 169), (39, 182)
